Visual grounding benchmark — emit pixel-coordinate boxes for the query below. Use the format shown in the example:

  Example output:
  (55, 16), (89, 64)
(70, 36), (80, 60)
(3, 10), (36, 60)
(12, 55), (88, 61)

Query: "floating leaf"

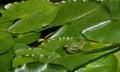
(0, 50), (15, 72)
(13, 43), (30, 50)
(13, 62), (69, 72)
(102, 0), (120, 19)
(13, 56), (38, 68)
(0, 0), (58, 33)
(38, 37), (115, 70)
(15, 48), (60, 57)
(0, 31), (14, 54)
(13, 48), (61, 67)
(0, 21), (13, 31)
(75, 55), (117, 72)
(83, 20), (120, 43)
(114, 51), (120, 72)
(52, 52), (106, 70)
(50, 2), (110, 38)
(39, 37), (85, 55)
(52, 1), (101, 26)
(15, 32), (40, 44)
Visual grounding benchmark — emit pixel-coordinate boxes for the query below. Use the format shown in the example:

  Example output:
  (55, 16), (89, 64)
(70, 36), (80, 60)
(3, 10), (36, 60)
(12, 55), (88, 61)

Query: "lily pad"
(13, 48), (61, 67)
(52, 52), (107, 70)
(15, 32), (40, 44)
(38, 37), (115, 70)
(0, 0), (58, 33)
(0, 31), (14, 54)
(39, 37), (85, 55)
(0, 21), (13, 31)
(50, 2), (110, 38)
(52, 1), (101, 26)
(102, 0), (120, 19)
(75, 55), (117, 72)
(0, 50), (15, 72)
(13, 62), (69, 72)
(114, 51), (120, 72)
(13, 43), (30, 50)
(83, 20), (120, 43)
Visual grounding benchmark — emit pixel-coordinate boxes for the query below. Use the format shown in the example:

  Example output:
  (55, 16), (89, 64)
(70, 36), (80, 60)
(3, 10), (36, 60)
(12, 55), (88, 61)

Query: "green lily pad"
(52, 1), (101, 26)
(38, 37), (115, 70)
(114, 51), (120, 72)
(52, 52), (107, 70)
(0, 21), (13, 31)
(15, 32), (40, 44)
(13, 62), (69, 72)
(50, 2), (110, 38)
(0, 31), (14, 54)
(13, 56), (38, 68)
(13, 48), (61, 67)
(0, 0), (58, 33)
(83, 20), (120, 43)
(39, 37), (85, 55)
(102, 0), (120, 19)
(75, 55), (117, 72)
(13, 43), (30, 50)
(0, 50), (15, 72)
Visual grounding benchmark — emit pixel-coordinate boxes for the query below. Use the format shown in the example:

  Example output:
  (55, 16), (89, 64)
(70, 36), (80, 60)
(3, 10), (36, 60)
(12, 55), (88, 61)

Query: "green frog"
(64, 41), (85, 54)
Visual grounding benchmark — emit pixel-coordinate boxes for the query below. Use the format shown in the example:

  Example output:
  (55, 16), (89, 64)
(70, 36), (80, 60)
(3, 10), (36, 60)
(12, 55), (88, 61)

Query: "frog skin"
(64, 41), (85, 54)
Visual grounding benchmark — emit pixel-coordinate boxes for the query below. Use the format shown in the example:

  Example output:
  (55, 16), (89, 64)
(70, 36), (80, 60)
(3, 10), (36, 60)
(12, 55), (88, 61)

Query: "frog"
(64, 41), (85, 54)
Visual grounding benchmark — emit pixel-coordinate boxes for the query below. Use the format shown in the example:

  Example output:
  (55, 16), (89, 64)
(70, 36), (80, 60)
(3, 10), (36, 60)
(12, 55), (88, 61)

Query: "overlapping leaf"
(52, 52), (104, 70)
(0, 0), (119, 72)
(13, 43), (30, 50)
(38, 37), (116, 70)
(52, 1), (101, 25)
(102, 0), (120, 19)
(13, 48), (61, 67)
(0, 0), (58, 33)
(79, 0), (120, 43)
(0, 31), (14, 54)
(15, 32), (40, 44)
(114, 51), (120, 72)
(83, 20), (120, 43)
(13, 62), (69, 72)
(75, 55), (117, 72)
(50, 1), (110, 38)
(0, 21), (13, 31)
(39, 37), (87, 55)
(0, 50), (15, 72)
